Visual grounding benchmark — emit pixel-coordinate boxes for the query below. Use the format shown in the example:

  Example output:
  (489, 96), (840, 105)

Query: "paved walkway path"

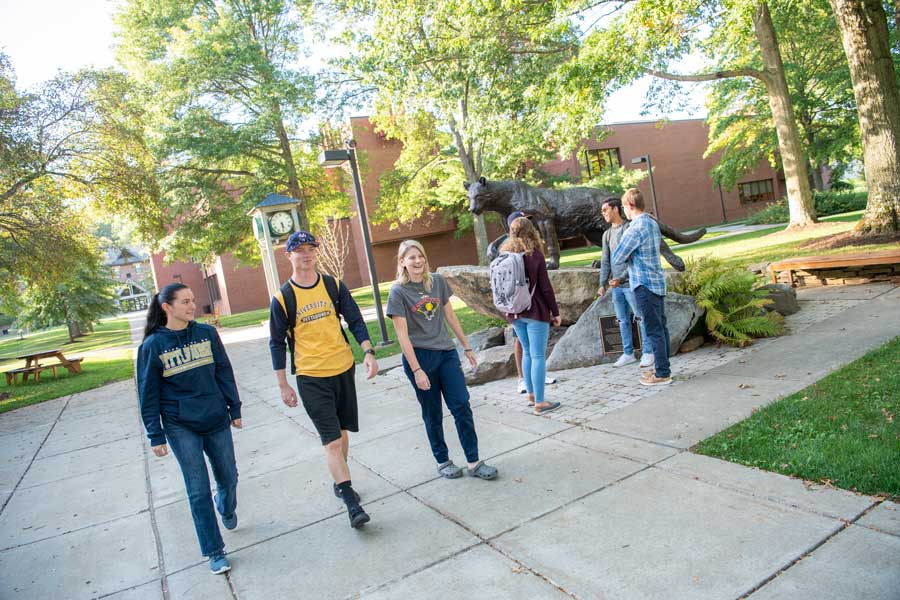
(1, 284), (898, 599)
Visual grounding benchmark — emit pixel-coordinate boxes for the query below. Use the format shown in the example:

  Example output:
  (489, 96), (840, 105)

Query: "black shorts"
(296, 365), (358, 445)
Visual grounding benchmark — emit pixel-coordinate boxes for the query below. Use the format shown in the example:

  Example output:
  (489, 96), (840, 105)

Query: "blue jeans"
(164, 421), (238, 557)
(511, 318), (550, 403)
(612, 286), (651, 356)
(633, 285), (671, 378)
(402, 348), (480, 464)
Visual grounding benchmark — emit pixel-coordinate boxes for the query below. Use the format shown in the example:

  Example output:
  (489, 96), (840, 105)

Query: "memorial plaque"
(599, 314), (642, 356)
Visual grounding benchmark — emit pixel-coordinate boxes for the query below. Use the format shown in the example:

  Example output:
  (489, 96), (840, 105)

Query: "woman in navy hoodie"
(137, 283), (242, 575)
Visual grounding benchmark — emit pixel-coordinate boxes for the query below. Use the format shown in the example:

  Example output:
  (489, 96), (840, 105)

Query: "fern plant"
(672, 257), (784, 346)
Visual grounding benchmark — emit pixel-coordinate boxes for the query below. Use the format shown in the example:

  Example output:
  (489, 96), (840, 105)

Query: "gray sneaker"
(437, 460), (463, 479)
(466, 461), (498, 480)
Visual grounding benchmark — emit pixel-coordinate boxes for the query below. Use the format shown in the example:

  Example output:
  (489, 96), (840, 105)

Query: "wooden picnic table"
(4, 349), (84, 385)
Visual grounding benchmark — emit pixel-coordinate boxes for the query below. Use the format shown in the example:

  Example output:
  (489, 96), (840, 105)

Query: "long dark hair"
(144, 283), (189, 339)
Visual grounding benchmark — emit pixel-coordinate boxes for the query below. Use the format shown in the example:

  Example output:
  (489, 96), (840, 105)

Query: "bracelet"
(364, 348), (375, 355)
(413, 367), (423, 374)
(463, 348), (473, 352)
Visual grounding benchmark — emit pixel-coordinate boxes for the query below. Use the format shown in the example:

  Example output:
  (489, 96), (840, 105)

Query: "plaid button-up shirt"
(611, 213), (667, 296)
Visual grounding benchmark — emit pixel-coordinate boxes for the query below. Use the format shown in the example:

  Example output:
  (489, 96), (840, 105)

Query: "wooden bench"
(61, 357), (84, 374)
(769, 249), (900, 286)
(4, 364), (59, 385)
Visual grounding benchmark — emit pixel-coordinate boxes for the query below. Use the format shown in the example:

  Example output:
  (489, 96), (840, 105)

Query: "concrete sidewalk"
(1, 283), (898, 599)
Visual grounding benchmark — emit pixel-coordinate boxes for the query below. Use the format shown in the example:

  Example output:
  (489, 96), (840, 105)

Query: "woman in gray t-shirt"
(386, 240), (498, 481)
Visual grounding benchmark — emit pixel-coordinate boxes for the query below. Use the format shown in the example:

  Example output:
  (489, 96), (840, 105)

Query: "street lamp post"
(318, 141), (393, 346)
(630, 154), (660, 219)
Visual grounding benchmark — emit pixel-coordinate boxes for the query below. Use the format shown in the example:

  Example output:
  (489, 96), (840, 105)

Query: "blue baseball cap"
(285, 230), (319, 252)
(507, 211), (530, 227)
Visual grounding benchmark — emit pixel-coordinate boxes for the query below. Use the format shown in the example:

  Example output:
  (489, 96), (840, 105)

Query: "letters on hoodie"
(159, 340), (214, 377)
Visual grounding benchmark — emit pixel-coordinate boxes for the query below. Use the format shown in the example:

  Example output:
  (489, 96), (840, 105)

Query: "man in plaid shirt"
(610, 188), (673, 386)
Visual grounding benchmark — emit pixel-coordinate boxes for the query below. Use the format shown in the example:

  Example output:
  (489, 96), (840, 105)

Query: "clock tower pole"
(248, 193), (304, 301)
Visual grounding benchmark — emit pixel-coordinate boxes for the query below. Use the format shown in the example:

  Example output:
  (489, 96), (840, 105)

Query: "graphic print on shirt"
(298, 299), (332, 324)
(412, 294), (440, 321)
(160, 340), (214, 377)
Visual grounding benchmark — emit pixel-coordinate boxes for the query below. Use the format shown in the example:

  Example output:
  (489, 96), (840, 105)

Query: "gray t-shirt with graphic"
(386, 273), (455, 351)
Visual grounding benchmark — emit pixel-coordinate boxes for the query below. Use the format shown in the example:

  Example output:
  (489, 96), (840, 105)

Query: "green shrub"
(745, 190), (868, 225)
(672, 257), (784, 346)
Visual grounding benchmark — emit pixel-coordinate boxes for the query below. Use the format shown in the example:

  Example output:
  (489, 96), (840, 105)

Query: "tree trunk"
(452, 126), (489, 265)
(830, 0), (900, 234)
(753, 2), (818, 226)
(272, 101), (309, 229)
(810, 160), (825, 191)
(66, 321), (78, 343)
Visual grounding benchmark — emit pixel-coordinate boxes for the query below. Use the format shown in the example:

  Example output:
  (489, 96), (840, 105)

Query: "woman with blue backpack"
(387, 239), (498, 481)
(495, 215), (562, 415)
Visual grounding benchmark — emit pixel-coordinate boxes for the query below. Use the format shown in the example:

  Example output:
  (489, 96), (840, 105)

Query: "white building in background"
(105, 247), (154, 313)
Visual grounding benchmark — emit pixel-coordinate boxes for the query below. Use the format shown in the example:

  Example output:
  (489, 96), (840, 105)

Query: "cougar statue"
(464, 178), (705, 270)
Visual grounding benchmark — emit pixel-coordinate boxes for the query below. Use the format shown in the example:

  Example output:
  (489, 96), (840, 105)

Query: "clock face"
(269, 211), (293, 236)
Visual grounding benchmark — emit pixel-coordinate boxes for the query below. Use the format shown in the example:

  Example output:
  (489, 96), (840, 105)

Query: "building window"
(582, 148), (622, 179)
(739, 179), (775, 204)
(206, 274), (221, 303)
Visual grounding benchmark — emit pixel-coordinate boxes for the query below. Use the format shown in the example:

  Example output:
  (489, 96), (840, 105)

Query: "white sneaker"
(517, 379), (527, 394)
(639, 352), (655, 368)
(545, 375), (557, 384)
(613, 353), (637, 368)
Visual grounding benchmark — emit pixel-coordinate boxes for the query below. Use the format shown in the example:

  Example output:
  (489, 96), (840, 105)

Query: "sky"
(0, 0), (706, 123)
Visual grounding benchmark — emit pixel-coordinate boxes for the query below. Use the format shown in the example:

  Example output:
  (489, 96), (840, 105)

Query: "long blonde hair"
(396, 239), (433, 292)
(500, 217), (545, 256)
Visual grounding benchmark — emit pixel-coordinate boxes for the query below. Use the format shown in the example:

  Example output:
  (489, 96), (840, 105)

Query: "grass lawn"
(0, 317), (132, 370)
(218, 308), (270, 329)
(694, 336), (900, 498)
(0, 348), (134, 414)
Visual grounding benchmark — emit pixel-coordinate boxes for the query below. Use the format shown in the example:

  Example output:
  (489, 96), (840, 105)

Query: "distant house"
(106, 247), (153, 313)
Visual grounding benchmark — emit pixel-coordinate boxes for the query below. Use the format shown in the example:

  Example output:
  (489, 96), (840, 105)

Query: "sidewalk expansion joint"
(138, 405), (171, 600)
(736, 517), (856, 599)
(34, 433), (138, 461)
(0, 507), (152, 553)
(0, 393), (73, 516)
(655, 458), (879, 523)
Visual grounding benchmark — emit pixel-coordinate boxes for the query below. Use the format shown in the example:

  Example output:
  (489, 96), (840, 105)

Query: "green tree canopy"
(544, 0), (818, 226)
(700, 0), (859, 191)
(323, 0), (588, 261)
(115, 0), (347, 263)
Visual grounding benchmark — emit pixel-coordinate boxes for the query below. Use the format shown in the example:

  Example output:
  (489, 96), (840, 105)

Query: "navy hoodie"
(137, 321), (241, 446)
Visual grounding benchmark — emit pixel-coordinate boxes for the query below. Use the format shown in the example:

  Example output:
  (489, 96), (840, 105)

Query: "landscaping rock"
(455, 326), (506, 354)
(759, 283), (800, 316)
(678, 335), (705, 354)
(438, 265), (600, 325)
(546, 292), (702, 371)
(465, 345), (516, 385)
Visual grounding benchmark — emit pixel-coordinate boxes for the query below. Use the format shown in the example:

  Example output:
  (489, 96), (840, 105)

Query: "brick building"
(150, 116), (783, 316)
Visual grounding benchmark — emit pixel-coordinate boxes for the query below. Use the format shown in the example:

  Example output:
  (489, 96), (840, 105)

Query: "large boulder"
(758, 283), (800, 316)
(546, 292), (702, 371)
(454, 326), (506, 355)
(465, 345), (517, 385)
(438, 265), (600, 325)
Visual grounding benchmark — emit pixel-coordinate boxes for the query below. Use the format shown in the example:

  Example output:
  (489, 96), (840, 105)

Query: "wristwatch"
(364, 349), (376, 356)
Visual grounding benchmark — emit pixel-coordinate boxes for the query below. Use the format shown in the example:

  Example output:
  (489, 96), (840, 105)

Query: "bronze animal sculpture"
(464, 178), (705, 270)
